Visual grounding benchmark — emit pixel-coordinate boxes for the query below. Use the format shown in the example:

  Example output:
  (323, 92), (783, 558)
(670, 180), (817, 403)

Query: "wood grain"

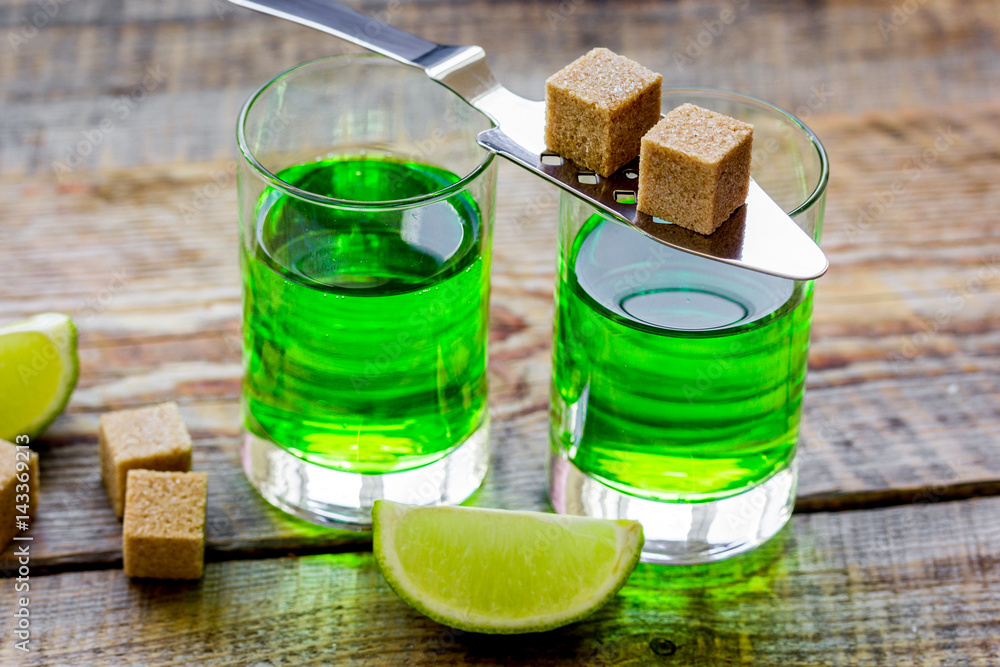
(2, 0), (999, 662)
(1, 0), (999, 174)
(3, 102), (1000, 570)
(3, 497), (999, 666)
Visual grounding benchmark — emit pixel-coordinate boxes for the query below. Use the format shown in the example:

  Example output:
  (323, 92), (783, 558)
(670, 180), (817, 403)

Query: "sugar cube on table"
(0, 439), (38, 550)
(122, 469), (207, 580)
(99, 402), (192, 518)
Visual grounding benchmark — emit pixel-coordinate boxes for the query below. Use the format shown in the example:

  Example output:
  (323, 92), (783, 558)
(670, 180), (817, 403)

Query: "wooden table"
(2, 0), (999, 664)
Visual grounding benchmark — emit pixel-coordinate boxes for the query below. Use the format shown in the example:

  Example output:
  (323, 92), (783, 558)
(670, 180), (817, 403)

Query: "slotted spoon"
(228, 0), (828, 280)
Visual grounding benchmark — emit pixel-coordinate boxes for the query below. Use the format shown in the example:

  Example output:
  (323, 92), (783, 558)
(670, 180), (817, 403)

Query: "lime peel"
(0, 312), (79, 441)
(373, 501), (643, 634)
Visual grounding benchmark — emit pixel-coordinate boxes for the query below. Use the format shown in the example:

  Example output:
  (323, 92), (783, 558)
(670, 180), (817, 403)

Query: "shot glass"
(548, 89), (828, 564)
(237, 55), (496, 527)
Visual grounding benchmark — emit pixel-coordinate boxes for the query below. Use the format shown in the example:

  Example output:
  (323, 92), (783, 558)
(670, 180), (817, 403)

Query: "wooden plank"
(3, 497), (999, 666)
(3, 104), (1000, 569)
(2, 0), (1000, 173)
(1, 0), (997, 661)
(4, 367), (1000, 572)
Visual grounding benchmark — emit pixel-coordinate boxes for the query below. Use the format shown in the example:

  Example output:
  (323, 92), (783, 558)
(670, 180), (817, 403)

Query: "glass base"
(242, 421), (489, 529)
(548, 448), (796, 564)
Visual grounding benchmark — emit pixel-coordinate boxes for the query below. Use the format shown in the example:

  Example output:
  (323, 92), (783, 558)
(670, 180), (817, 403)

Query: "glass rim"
(661, 87), (830, 218)
(236, 54), (496, 211)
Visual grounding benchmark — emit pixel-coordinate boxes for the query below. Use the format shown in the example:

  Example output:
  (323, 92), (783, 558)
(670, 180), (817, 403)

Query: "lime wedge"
(0, 313), (79, 441)
(373, 501), (643, 634)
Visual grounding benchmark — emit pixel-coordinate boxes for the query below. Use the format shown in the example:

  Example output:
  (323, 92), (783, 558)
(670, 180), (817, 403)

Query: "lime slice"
(373, 501), (643, 634)
(0, 313), (79, 441)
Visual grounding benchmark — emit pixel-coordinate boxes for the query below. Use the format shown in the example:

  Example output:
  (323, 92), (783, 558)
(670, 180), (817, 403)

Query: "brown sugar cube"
(0, 440), (39, 550)
(123, 470), (207, 579)
(637, 103), (754, 235)
(100, 402), (191, 518)
(545, 47), (662, 177)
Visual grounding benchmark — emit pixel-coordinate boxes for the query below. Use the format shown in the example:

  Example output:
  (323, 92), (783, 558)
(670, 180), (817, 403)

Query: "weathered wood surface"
(1, 0), (999, 662)
(2, 0), (1000, 175)
(4, 497), (1000, 666)
(3, 103), (1000, 570)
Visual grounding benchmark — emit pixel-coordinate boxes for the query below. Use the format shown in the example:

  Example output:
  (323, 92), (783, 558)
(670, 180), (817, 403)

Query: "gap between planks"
(13, 492), (1000, 580)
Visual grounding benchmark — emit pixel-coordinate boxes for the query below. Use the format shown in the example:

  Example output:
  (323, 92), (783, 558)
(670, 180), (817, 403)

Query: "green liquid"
(241, 157), (489, 474)
(551, 215), (813, 501)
